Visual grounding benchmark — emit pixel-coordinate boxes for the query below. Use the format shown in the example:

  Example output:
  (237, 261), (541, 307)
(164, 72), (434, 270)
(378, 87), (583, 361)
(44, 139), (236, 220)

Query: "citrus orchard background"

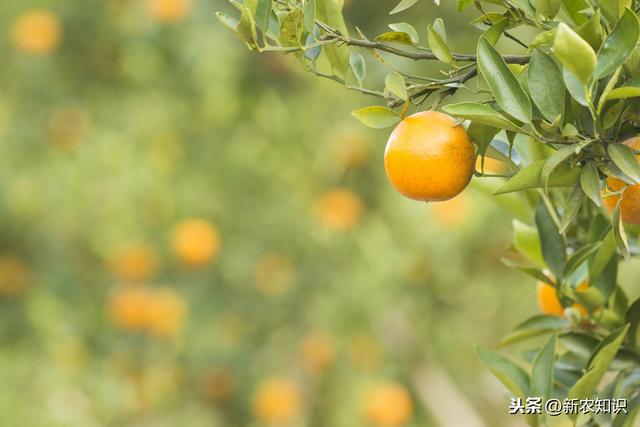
(1, 1), (639, 426)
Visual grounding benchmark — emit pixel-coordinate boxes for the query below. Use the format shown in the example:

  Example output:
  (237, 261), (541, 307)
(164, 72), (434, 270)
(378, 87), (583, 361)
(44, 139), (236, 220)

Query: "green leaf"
(560, 184), (584, 233)
(541, 145), (578, 192)
(528, 50), (565, 122)
(302, 0), (315, 34)
(567, 325), (629, 402)
(316, 0), (349, 77)
(216, 12), (239, 32)
(389, 0), (419, 14)
(494, 160), (580, 195)
(441, 102), (521, 132)
(255, 0), (273, 34)
(531, 333), (557, 399)
(467, 122), (498, 156)
(279, 8), (304, 48)
(607, 84), (640, 100)
(576, 9), (603, 49)
(533, 0), (561, 19)
(611, 204), (630, 260)
(237, 5), (259, 48)
(627, 298), (640, 348)
(595, 8), (640, 79)
(513, 220), (545, 267)
(477, 38), (532, 123)
(349, 53), (366, 86)
(374, 31), (413, 45)
(457, 0), (473, 11)
(560, 332), (598, 359)
(475, 346), (530, 397)
(483, 18), (509, 45)
(589, 229), (616, 280)
(553, 23), (597, 84)
(580, 161), (602, 206)
(501, 258), (552, 283)
(563, 67), (588, 106)
(564, 242), (600, 278)
(499, 315), (568, 347)
(433, 18), (447, 41)
(535, 201), (566, 281)
(427, 25), (453, 64)
(607, 143), (640, 183)
(561, 0), (590, 25)
(351, 106), (400, 129)
(600, 0), (632, 25)
(389, 23), (419, 43)
(385, 72), (408, 101)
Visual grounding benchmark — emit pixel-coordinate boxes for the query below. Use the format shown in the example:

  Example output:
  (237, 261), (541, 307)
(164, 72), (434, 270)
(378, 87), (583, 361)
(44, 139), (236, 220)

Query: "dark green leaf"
(595, 8), (640, 79)
(477, 38), (532, 123)
(607, 143), (640, 183)
(528, 50), (565, 122)
(560, 184), (584, 233)
(580, 161), (602, 206)
(442, 102), (522, 132)
(535, 201), (566, 280)
(475, 346), (530, 397)
(531, 333), (557, 399)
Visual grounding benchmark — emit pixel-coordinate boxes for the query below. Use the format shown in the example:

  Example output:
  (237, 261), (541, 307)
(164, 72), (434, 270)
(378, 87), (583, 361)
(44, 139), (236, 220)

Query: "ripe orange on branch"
(384, 111), (475, 202)
(603, 136), (640, 224)
(536, 281), (588, 317)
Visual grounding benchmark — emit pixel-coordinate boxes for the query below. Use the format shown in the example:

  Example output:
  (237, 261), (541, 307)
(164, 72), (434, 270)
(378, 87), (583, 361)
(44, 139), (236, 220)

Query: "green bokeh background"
(1, 1), (638, 426)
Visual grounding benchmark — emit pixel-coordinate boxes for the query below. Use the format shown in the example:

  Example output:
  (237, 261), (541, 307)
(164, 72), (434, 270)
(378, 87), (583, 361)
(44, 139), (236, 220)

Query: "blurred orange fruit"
(536, 281), (588, 317)
(604, 136), (640, 224)
(171, 218), (220, 266)
(315, 188), (363, 231)
(300, 331), (335, 374)
(109, 244), (158, 283)
(254, 254), (296, 295)
(253, 377), (302, 425)
(108, 287), (186, 337)
(145, 288), (186, 337)
(11, 9), (61, 55)
(365, 383), (413, 427)
(384, 111), (475, 201)
(0, 256), (29, 297)
(429, 192), (471, 228)
(200, 368), (236, 403)
(47, 107), (90, 150)
(145, 0), (193, 23)
(108, 287), (150, 331)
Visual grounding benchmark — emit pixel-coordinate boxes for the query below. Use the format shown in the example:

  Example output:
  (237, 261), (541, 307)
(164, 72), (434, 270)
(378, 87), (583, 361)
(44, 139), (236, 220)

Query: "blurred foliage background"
(1, 1), (637, 426)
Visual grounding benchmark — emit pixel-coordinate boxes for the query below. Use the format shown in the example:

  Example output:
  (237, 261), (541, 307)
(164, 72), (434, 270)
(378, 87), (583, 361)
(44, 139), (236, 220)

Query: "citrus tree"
(218, 0), (640, 424)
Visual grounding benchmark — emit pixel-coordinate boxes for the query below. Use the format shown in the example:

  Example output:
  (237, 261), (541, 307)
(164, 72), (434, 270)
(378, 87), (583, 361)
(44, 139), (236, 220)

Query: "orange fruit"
(11, 9), (61, 55)
(109, 244), (158, 283)
(252, 377), (302, 425)
(145, 0), (193, 23)
(145, 288), (186, 337)
(384, 111), (475, 201)
(604, 137), (640, 224)
(0, 256), (29, 297)
(300, 331), (335, 374)
(536, 281), (588, 317)
(365, 383), (413, 427)
(254, 254), (296, 295)
(108, 287), (186, 337)
(108, 287), (151, 332)
(171, 218), (220, 266)
(315, 188), (363, 231)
